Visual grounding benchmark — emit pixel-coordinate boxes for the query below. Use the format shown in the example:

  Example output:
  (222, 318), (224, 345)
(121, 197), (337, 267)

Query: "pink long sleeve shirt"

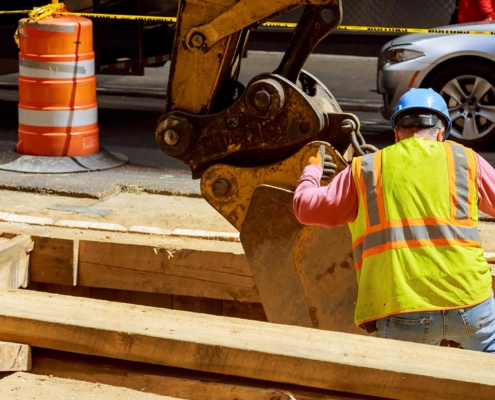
(294, 153), (495, 227)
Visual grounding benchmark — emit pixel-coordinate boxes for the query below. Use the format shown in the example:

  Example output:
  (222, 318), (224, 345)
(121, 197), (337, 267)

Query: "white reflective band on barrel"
(19, 58), (95, 79)
(353, 224), (481, 264)
(361, 153), (380, 227)
(23, 22), (76, 33)
(449, 143), (470, 220)
(18, 107), (98, 127)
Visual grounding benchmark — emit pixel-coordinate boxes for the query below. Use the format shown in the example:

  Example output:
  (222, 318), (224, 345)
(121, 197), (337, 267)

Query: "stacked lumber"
(0, 288), (493, 400)
(0, 223), (266, 322)
(0, 229), (492, 398)
(0, 226), (493, 334)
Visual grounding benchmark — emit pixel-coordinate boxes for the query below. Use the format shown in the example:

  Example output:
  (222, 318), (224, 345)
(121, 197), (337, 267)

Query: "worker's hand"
(307, 146), (324, 167)
(307, 146), (337, 179)
(322, 154), (337, 179)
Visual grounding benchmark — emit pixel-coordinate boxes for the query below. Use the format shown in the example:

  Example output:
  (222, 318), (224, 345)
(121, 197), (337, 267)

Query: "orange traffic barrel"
(17, 9), (99, 157)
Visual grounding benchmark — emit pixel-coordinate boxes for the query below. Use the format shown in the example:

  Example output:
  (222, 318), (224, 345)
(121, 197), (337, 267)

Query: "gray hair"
(396, 110), (446, 139)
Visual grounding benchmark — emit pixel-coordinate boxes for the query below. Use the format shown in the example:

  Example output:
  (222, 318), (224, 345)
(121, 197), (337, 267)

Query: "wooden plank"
(0, 221), (244, 254)
(78, 241), (259, 302)
(9, 222), (495, 325)
(73, 239), (79, 286)
(0, 289), (493, 400)
(29, 236), (74, 285)
(29, 282), (266, 321)
(0, 341), (31, 371)
(0, 372), (183, 399)
(9, 221), (257, 303)
(31, 348), (376, 400)
(0, 235), (33, 289)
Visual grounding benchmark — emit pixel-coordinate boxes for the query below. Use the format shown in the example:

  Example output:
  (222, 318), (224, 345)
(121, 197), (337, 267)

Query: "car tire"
(428, 61), (495, 146)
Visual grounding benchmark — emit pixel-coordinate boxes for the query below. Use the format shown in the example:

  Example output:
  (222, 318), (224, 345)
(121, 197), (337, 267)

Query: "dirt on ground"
(0, 372), (181, 400)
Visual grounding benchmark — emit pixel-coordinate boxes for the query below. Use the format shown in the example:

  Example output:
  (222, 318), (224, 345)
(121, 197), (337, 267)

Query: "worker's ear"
(436, 127), (445, 142)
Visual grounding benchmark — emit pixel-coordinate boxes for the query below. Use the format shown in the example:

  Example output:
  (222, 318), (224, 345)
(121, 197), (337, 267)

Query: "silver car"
(377, 22), (495, 145)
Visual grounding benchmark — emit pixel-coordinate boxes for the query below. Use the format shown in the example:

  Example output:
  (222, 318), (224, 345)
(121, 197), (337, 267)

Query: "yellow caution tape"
(337, 25), (495, 35)
(29, 3), (60, 21)
(265, 21), (495, 35)
(0, 10), (31, 14)
(57, 11), (176, 23)
(4, 6), (495, 36)
(13, 3), (66, 47)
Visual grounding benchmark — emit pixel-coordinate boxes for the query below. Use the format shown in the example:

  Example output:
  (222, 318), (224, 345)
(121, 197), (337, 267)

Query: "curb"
(0, 212), (240, 242)
(0, 213), (494, 263)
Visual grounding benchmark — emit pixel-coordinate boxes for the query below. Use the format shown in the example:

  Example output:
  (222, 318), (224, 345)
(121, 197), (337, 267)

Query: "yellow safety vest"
(349, 138), (492, 328)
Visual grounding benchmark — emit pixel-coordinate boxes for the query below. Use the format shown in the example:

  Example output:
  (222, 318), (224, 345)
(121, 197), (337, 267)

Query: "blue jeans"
(375, 295), (495, 353)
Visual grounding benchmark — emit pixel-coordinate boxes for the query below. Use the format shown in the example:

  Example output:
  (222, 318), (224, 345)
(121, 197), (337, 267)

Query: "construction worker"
(293, 88), (495, 352)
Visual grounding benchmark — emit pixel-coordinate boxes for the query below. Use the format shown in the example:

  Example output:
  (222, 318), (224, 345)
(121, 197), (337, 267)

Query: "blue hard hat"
(391, 88), (452, 134)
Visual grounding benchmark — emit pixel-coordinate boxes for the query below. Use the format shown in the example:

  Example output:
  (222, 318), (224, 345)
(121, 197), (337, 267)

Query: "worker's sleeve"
(479, 0), (495, 19)
(293, 164), (358, 227)
(476, 153), (495, 217)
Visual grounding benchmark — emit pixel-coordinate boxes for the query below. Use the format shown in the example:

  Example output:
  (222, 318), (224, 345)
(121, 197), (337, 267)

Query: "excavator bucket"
(241, 184), (361, 334)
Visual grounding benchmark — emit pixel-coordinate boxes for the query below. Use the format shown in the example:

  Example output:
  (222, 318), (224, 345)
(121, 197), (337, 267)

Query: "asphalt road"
(0, 51), (493, 198)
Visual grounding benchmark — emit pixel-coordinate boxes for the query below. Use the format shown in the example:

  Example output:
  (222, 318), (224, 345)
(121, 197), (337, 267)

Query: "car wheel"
(428, 62), (495, 146)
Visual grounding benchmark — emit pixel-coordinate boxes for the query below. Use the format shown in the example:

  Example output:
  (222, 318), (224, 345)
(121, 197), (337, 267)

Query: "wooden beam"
(0, 372), (183, 399)
(0, 341), (31, 371)
(0, 235), (33, 289)
(29, 282), (267, 322)
(10, 223), (259, 302)
(29, 236), (73, 285)
(0, 289), (493, 400)
(6, 223), (495, 329)
(31, 348), (375, 400)
(77, 241), (259, 302)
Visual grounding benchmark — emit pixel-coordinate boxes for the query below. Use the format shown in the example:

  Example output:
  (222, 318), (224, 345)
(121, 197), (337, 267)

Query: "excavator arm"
(155, 0), (375, 335)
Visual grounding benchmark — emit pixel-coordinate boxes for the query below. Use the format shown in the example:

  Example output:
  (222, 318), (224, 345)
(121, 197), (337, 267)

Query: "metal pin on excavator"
(156, 0), (377, 334)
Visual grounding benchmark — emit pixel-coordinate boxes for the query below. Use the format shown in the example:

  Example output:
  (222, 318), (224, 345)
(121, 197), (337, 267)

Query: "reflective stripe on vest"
(353, 223), (481, 266)
(361, 154), (380, 227)
(450, 143), (470, 219)
(352, 142), (481, 269)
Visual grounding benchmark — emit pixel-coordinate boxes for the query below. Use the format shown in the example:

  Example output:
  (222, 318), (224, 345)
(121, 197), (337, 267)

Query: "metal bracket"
(200, 141), (346, 230)
(157, 71), (360, 177)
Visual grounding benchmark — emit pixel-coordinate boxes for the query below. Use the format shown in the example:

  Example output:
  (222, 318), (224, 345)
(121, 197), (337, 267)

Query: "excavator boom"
(155, 0), (375, 334)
